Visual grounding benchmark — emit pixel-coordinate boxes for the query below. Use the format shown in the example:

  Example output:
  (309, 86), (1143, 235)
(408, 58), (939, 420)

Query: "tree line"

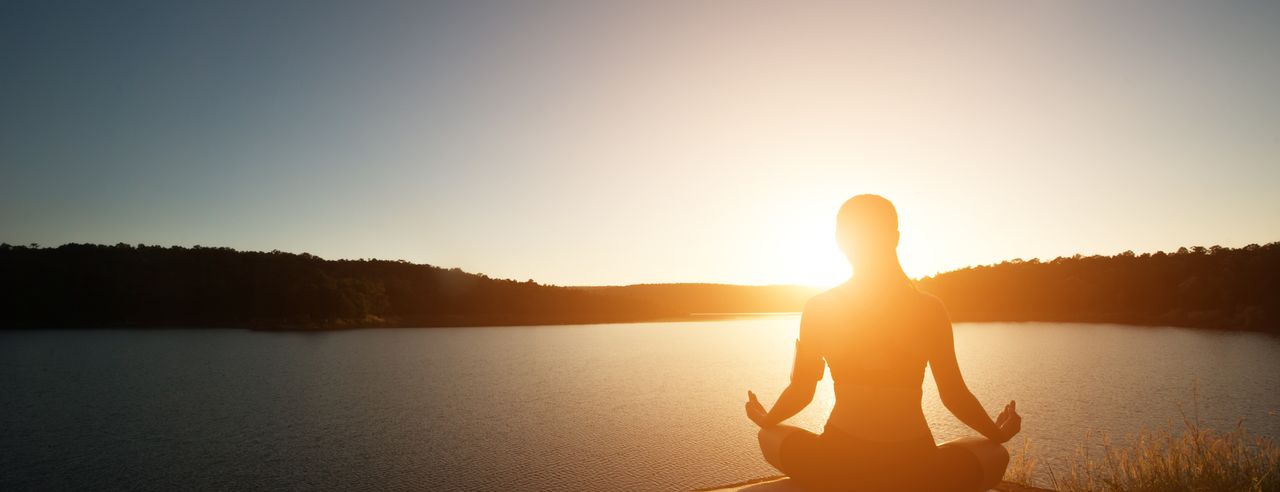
(1, 242), (1276, 332)
(0, 243), (673, 329)
(915, 243), (1280, 332)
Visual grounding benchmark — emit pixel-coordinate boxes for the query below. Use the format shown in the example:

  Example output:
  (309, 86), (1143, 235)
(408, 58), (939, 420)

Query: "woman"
(745, 195), (1021, 491)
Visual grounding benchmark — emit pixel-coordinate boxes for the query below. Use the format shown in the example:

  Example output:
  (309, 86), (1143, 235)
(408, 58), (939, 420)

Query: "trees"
(1, 242), (1276, 332)
(915, 242), (1280, 332)
(0, 243), (673, 329)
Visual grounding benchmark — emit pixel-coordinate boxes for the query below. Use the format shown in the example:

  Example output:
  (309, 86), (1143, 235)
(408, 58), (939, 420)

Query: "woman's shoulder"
(803, 283), (948, 320)
(798, 288), (845, 335)
(911, 290), (952, 325)
(912, 289), (947, 309)
(803, 285), (849, 313)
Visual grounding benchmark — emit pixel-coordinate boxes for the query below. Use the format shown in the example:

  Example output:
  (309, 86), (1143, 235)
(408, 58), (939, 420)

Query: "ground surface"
(694, 476), (1054, 491)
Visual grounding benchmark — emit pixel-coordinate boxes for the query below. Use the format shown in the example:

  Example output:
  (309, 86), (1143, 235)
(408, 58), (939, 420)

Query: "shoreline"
(2, 313), (1274, 334)
(1, 313), (780, 332)
(693, 476), (1054, 492)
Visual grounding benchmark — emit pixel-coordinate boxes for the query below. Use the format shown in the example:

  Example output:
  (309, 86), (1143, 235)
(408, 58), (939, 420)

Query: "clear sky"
(2, 1), (1278, 286)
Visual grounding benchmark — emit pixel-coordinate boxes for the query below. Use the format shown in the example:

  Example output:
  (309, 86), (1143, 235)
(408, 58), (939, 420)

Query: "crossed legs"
(756, 427), (1009, 492)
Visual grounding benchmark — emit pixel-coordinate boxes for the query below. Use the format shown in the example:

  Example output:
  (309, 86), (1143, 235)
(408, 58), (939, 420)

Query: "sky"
(2, 1), (1278, 286)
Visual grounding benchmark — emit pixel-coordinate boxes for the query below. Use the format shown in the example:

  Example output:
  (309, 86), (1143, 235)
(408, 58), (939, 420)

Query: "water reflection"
(1, 320), (1277, 490)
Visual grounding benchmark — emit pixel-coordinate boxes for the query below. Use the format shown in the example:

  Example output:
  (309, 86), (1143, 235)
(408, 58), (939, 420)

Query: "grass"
(1006, 437), (1041, 487)
(1007, 416), (1279, 491)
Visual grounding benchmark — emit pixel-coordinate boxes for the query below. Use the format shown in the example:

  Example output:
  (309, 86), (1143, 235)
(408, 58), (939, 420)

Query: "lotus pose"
(746, 195), (1021, 491)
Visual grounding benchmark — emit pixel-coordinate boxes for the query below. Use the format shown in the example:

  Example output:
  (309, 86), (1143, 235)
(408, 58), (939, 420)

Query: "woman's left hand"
(745, 390), (770, 427)
(995, 400), (1021, 442)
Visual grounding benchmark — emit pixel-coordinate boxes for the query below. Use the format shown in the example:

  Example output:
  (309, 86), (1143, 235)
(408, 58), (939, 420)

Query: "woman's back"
(796, 280), (947, 445)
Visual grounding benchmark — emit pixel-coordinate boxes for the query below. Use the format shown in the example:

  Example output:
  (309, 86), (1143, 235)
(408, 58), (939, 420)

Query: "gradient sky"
(2, 1), (1278, 286)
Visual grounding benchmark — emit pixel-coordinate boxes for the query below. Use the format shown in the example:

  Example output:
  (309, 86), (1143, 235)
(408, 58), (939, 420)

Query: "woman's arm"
(929, 306), (1020, 442)
(746, 301), (824, 427)
(746, 381), (817, 428)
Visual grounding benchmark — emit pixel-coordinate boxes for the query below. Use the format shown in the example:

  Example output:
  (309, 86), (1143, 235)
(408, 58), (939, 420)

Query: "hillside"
(2, 242), (1276, 332)
(917, 243), (1280, 332)
(0, 243), (809, 329)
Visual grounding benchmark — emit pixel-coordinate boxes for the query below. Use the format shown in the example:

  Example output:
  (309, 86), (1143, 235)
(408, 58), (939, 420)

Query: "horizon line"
(5, 240), (1275, 290)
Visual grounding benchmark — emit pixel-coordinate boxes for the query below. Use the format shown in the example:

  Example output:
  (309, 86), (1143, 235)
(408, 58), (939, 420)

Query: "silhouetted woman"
(745, 195), (1021, 491)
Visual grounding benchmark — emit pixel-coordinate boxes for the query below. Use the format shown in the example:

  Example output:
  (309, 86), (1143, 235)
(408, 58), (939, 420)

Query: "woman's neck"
(850, 259), (909, 284)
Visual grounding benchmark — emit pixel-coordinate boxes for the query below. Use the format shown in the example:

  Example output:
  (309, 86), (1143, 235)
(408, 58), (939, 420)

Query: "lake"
(2, 319), (1278, 491)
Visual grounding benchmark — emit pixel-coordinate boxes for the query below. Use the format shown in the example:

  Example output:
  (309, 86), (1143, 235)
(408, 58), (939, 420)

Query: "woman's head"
(836, 194), (900, 267)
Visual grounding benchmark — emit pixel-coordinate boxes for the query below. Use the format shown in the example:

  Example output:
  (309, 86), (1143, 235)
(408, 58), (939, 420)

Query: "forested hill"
(916, 243), (1280, 332)
(0, 243), (819, 329)
(1, 242), (1277, 332)
(0, 243), (678, 329)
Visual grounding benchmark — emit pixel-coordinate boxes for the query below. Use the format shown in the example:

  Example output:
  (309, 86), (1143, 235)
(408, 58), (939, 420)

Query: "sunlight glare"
(765, 207), (849, 287)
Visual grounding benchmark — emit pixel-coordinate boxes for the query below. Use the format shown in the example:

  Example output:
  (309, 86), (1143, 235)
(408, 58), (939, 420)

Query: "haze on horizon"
(2, 1), (1278, 287)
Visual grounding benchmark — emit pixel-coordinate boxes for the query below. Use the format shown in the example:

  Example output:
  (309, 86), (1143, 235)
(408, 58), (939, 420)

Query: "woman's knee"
(938, 436), (1009, 489)
(757, 425), (804, 470)
(941, 436), (1008, 464)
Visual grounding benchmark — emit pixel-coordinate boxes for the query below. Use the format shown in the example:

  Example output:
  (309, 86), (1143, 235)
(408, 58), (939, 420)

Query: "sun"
(785, 245), (849, 287)
(762, 209), (850, 287)
(765, 204), (938, 287)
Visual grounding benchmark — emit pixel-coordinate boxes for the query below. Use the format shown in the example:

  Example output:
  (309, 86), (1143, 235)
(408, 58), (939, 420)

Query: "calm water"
(2, 320), (1278, 491)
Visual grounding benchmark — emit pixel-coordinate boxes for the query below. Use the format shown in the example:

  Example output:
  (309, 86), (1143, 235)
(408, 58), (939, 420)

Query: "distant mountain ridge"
(1, 242), (1275, 332)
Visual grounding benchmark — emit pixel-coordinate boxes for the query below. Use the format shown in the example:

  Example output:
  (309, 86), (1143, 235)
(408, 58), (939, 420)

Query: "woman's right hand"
(745, 390), (770, 428)
(995, 400), (1021, 442)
